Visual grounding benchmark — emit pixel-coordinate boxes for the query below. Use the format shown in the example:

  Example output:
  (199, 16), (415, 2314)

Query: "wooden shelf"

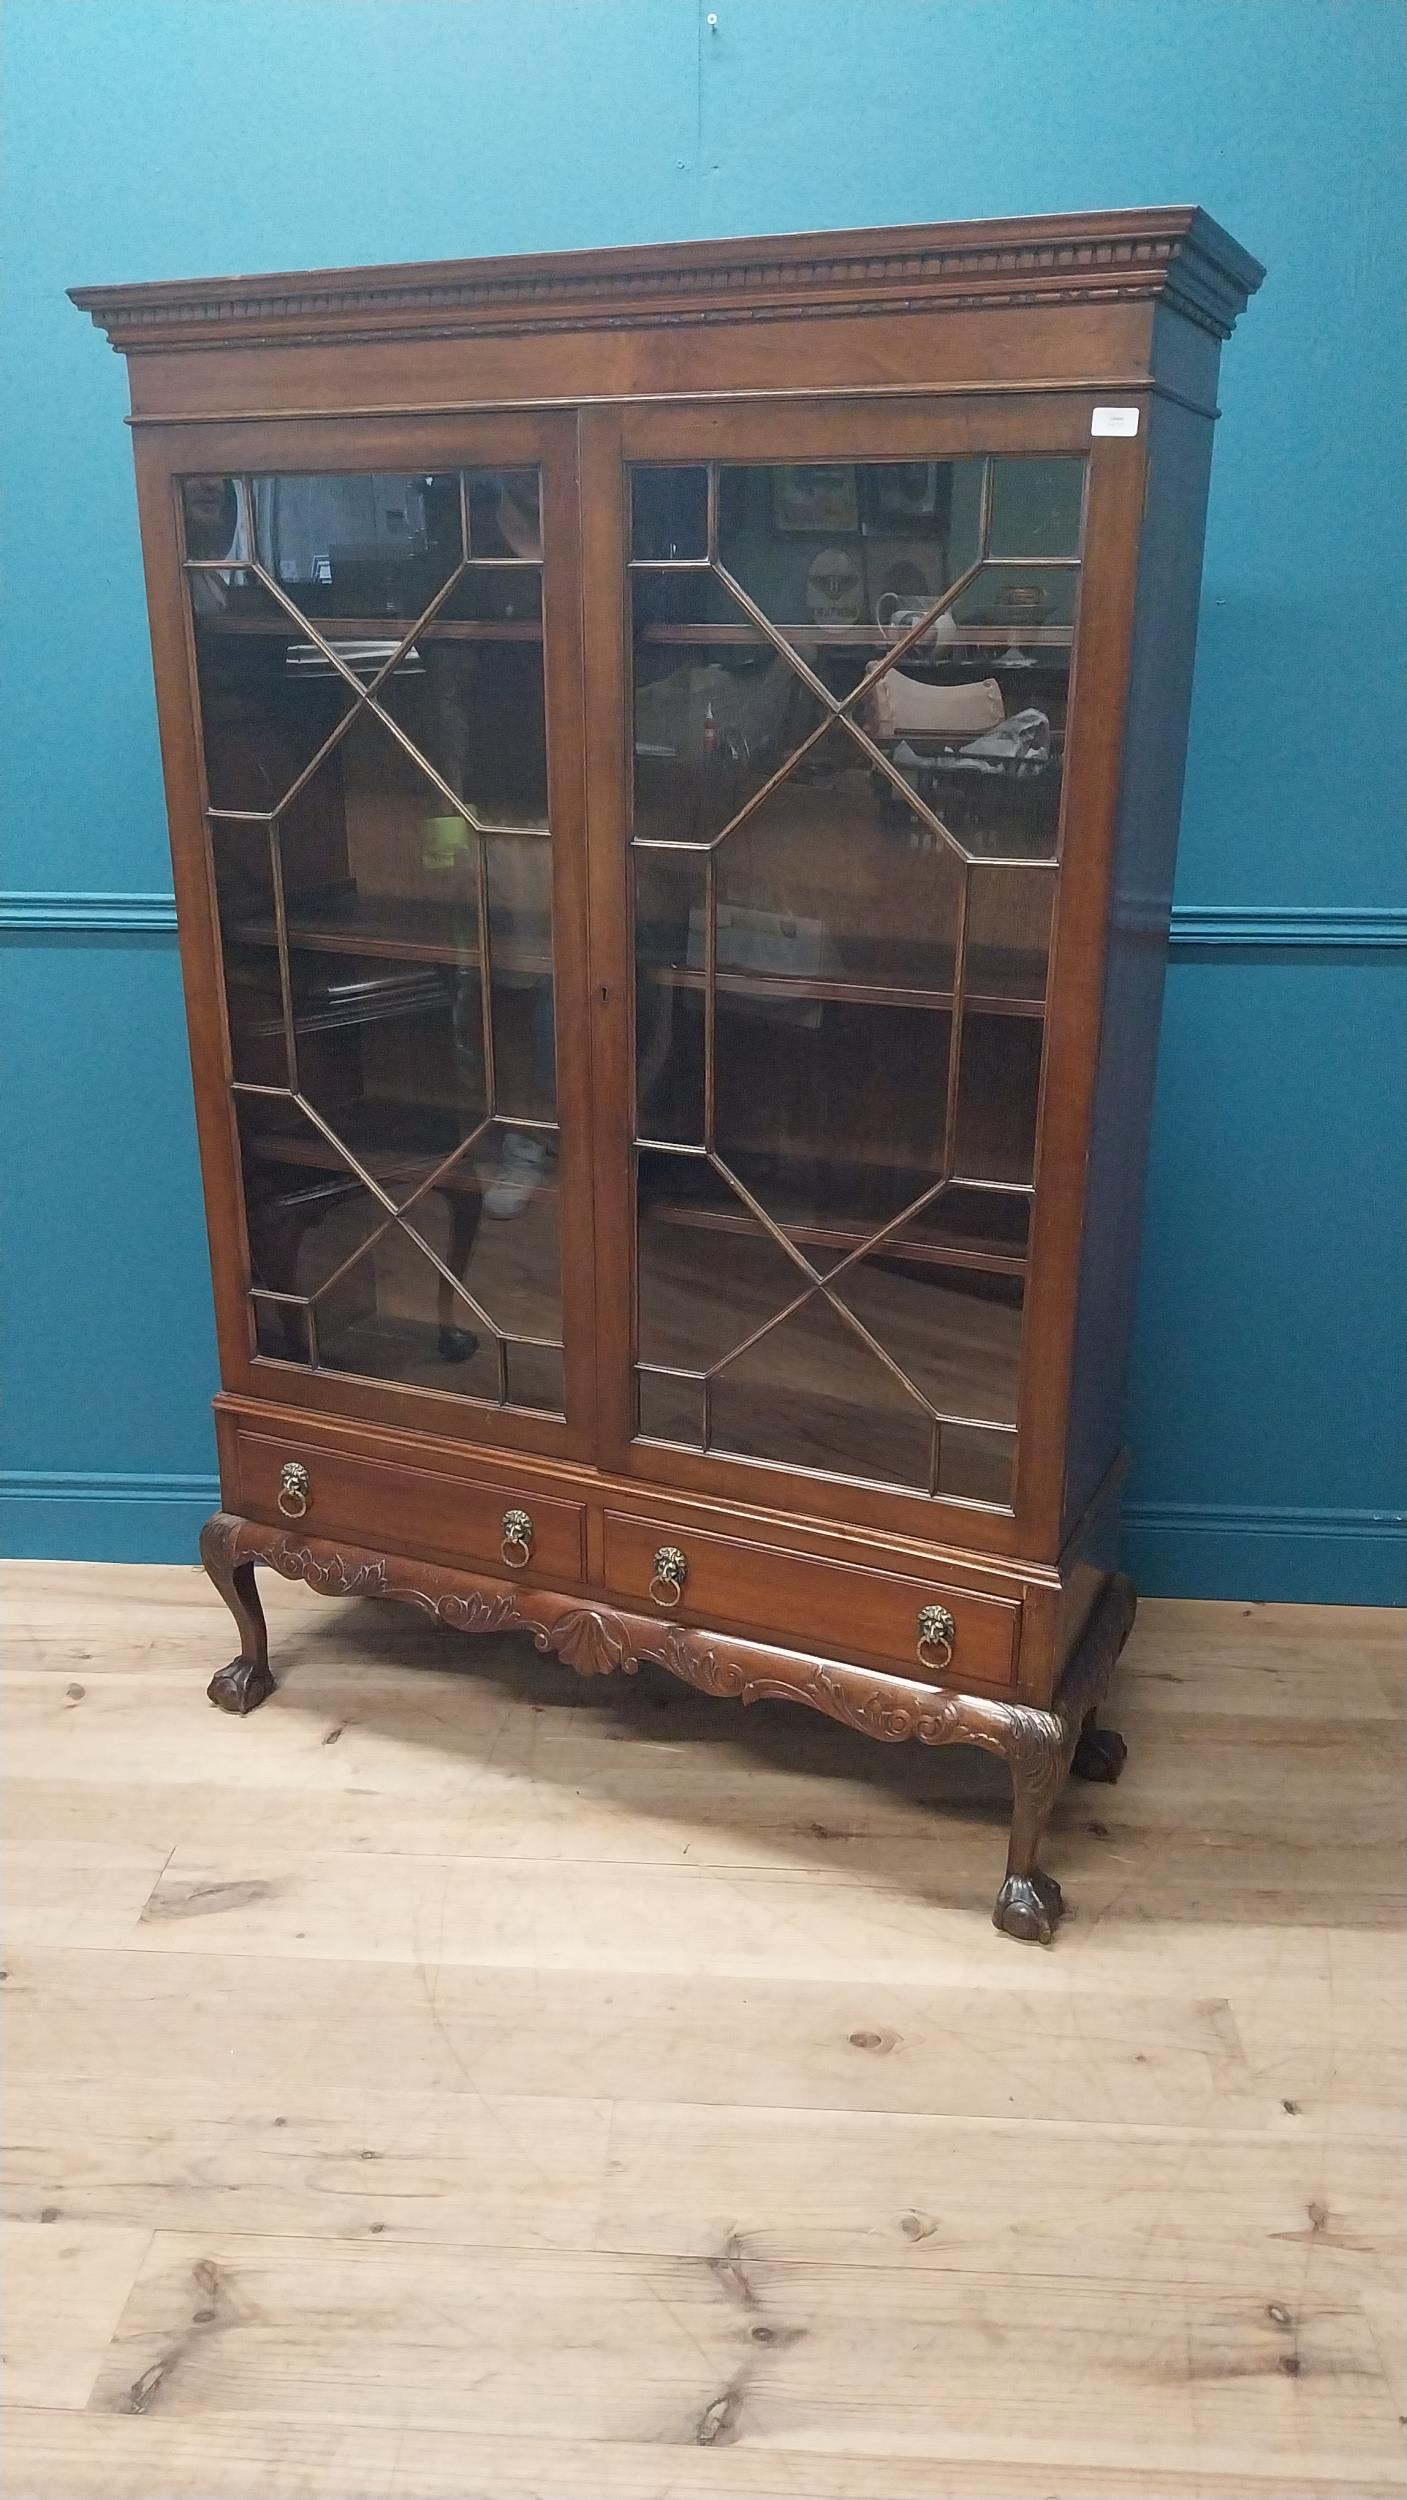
(198, 614), (1071, 652)
(242, 1097), (555, 1202)
(640, 1193), (1026, 1279)
(644, 961), (1046, 1017)
(633, 623), (1073, 650)
(227, 894), (550, 974)
(233, 964), (448, 1043)
(198, 613), (543, 642)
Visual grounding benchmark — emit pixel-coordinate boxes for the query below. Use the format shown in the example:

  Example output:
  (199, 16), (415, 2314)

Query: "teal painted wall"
(2, 0), (1403, 1598)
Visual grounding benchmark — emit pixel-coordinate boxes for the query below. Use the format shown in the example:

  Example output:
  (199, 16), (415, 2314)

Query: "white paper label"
(1091, 406), (1140, 437)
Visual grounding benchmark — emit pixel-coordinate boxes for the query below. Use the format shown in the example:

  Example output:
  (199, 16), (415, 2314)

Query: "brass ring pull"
(277, 1461), (310, 1521)
(916, 1603), (956, 1671)
(500, 1508), (533, 1569)
(649, 1545), (688, 1608)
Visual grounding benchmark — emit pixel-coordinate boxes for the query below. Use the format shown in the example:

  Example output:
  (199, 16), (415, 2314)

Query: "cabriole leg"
(991, 1715), (1068, 1945)
(199, 1512), (275, 1714)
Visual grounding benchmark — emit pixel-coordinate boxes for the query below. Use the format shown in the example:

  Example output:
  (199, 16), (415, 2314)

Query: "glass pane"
(716, 989), (951, 1237)
(506, 1341), (564, 1415)
(635, 850), (706, 1144)
(627, 448), (1085, 1502)
(953, 1016), (1043, 1186)
(834, 1258), (1024, 1428)
(287, 951), (488, 1187)
(987, 457), (1085, 561)
(710, 717), (965, 989)
(464, 469), (541, 560)
(485, 836), (555, 1122)
(864, 558), (1075, 865)
(315, 1223), (501, 1400)
(892, 1186), (1030, 1262)
(634, 587), (819, 845)
(632, 467), (709, 562)
(191, 577), (357, 815)
(443, 1118), (561, 1342)
(635, 1154), (806, 1374)
(250, 471), (462, 619)
(236, 1097), (500, 1397)
(236, 1095), (387, 1303)
(212, 821), (287, 1088)
(637, 1369), (705, 1448)
(938, 1421), (1016, 1507)
(966, 864), (1055, 1009)
(439, 567), (543, 626)
(711, 1295), (932, 1491)
(376, 640), (549, 830)
(195, 464), (560, 1419)
(251, 1291), (310, 1366)
(718, 460), (985, 641)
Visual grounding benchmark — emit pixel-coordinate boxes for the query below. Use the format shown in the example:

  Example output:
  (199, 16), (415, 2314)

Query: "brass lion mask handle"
(277, 1461), (310, 1520)
(916, 1603), (956, 1671)
(649, 1545), (688, 1608)
(501, 1508), (533, 1569)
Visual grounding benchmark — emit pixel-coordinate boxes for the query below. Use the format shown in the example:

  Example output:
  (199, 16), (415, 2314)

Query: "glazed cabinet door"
(142, 415), (596, 1456)
(584, 399), (1135, 1551)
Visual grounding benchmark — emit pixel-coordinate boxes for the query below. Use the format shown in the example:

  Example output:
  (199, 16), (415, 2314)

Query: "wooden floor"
(1, 1564), (1403, 2500)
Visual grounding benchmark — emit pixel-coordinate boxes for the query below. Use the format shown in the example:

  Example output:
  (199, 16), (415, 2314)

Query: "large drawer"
(603, 1512), (1019, 1691)
(234, 1431), (586, 1586)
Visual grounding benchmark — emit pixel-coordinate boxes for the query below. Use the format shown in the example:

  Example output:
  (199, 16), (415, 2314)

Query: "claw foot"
(207, 1656), (276, 1715)
(1071, 1719), (1128, 1783)
(993, 1869), (1064, 1945)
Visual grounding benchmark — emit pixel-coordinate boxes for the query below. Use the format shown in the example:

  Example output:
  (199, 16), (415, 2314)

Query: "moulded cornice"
(70, 207), (1264, 356)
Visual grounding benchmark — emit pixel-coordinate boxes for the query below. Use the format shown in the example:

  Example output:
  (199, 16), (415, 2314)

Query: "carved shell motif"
(540, 1608), (637, 1678)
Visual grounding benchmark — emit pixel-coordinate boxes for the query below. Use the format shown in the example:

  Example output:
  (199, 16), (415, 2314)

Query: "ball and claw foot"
(993, 1869), (1065, 1945)
(207, 1656), (276, 1715)
(1071, 1716), (1128, 1783)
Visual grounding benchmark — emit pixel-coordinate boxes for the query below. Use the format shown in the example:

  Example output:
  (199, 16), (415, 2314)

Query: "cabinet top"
(71, 206), (1263, 357)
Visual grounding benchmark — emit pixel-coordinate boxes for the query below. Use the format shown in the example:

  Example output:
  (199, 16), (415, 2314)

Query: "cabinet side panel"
(1063, 389), (1217, 1534)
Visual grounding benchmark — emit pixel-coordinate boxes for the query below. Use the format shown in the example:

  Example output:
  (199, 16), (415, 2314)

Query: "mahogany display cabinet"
(73, 207), (1261, 1940)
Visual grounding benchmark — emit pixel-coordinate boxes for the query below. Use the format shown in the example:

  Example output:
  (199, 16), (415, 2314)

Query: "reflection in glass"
(637, 1369), (706, 1447)
(635, 1155), (804, 1375)
(966, 864), (1055, 1008)
(835, 1259), (1024, 1427)
(634, 625), (819, 850)
(506, 1341), (564, 1415)
(628, 451), (1087, 1503)
(464, 470), (541, 560)
(184, 472), (464, 619)
(635, 851), (707, 1143)
(187, 464), (563, 1415)
(987, 457), (1085, 561)
(632, 467), (709, 563)
(953, 1017), (1043, 1186)
(252, 1290), (310, 1367)
(711, 1297), (932, 1491)
(715, 991), (951, 1237)
(938, 1421), (1016, 1506)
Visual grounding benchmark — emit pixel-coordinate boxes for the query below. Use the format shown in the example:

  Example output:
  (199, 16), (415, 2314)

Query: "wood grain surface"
(1, 1562), (1402, 2499)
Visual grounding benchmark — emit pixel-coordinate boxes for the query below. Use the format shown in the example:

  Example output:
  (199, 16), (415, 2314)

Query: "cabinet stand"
(199, 1509), (1134, 1942)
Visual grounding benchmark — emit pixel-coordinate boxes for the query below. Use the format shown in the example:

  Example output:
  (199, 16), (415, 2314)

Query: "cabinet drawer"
(603, 1513), (1019, 1691)
(235, 1433), (585, 1584)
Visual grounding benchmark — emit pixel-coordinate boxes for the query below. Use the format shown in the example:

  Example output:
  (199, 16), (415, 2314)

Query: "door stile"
(576, 405), (639, 1468)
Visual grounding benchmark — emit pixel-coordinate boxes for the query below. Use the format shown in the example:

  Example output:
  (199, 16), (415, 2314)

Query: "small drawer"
(235, 1433), (585, 1584)
(603, 1513), (1019, 1691)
